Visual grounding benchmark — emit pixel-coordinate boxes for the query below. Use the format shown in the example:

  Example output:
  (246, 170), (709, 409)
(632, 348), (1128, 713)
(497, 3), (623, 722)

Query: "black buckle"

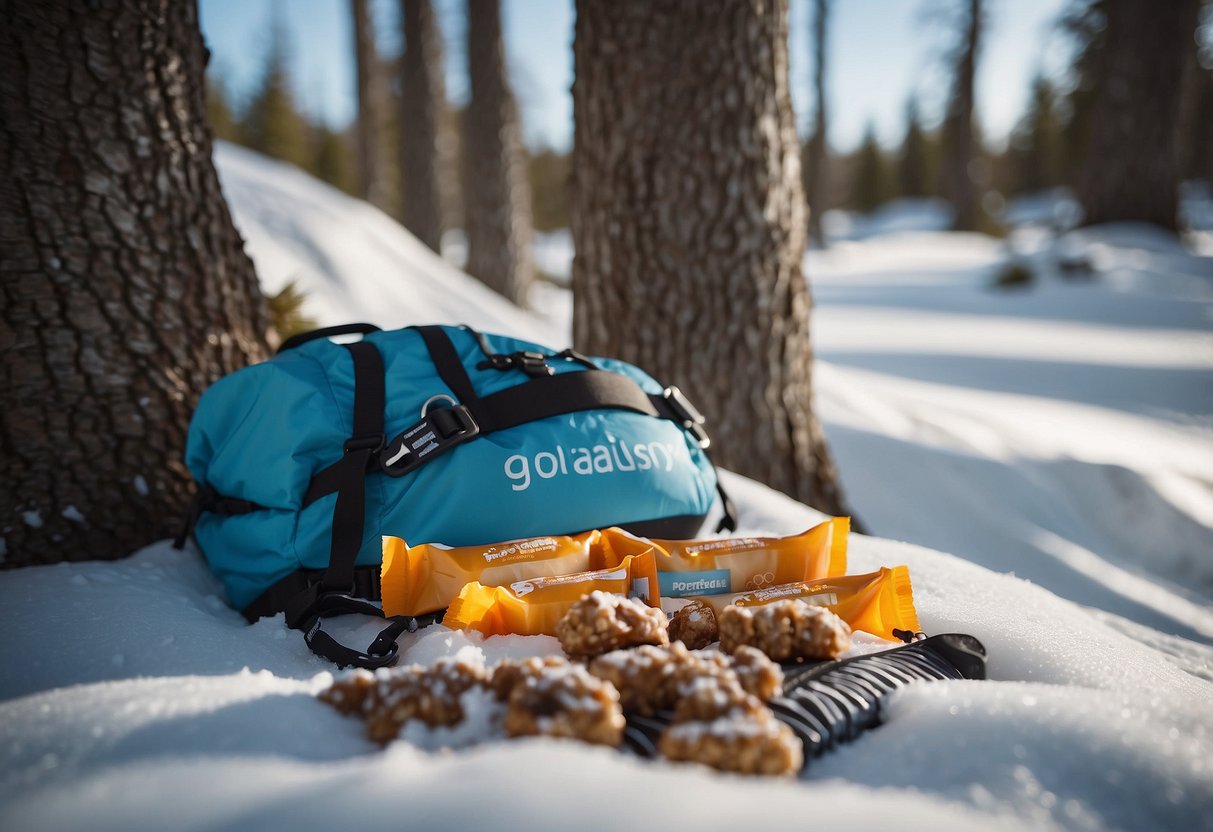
(379, 404), (480, 477)
(663, 386), (711, 449)
(477, 351), (555, 378)
(516, 351), (554, 377)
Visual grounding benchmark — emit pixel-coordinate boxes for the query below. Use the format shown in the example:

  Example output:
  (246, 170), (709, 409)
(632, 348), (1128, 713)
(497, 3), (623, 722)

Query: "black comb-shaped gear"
(621, 633), (987, 771)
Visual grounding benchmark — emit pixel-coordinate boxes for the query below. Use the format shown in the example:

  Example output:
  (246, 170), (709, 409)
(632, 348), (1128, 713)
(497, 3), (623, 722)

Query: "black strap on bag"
(413, 326), (737, 532)
(277, 340), (415, 669)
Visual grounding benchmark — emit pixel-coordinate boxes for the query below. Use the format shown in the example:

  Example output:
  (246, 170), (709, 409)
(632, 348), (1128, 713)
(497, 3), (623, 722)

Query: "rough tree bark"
(399, 0), (448, 252)
(571, 0), (848, 516)
(1078, 0), (1199, 231)
(0, 0), (270, 567)
(805, 0), (829, 246)
(463, 0), (533, 306)
(351, 0), (385, 207)
(943, 0), (982, 232)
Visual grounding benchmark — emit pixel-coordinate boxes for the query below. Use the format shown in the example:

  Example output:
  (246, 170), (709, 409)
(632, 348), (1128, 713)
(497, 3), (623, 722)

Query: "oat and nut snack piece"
(727, 645), (784, 701)
(659, 711), (803, 776)
(668, 600), (718, 650)
(504, 662), (625, 747)
(659, 674), (802, 776)
(556, 590), (670, 659)
(489, 655), (571, 701)
(317, 668), (376, 715)
(356, 658), (491, 744)
(588, 642), (713, 714)
(586, 641), (781, 717)
(670, 673), (766, 723)
(719, 600), (852, 662)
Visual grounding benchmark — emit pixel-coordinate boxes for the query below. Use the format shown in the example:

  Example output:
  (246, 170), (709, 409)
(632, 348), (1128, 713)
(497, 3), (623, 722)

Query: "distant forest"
(208, 0), (1213, 236)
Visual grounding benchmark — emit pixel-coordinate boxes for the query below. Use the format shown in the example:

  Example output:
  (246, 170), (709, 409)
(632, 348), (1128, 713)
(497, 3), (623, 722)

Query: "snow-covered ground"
(2, 145), (1210, 831)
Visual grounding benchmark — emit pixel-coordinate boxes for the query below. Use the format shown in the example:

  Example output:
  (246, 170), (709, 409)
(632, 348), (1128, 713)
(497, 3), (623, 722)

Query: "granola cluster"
(586, 641), (782, 716)
(499, 660), (625, 746)
(320, 654), (624, 747)
(667, 600), (718, 650)
(319, 657), (490, 744)
(658, 673), (803, 776)
(719, 599), (852, 661)
(554, 590), (670, 659)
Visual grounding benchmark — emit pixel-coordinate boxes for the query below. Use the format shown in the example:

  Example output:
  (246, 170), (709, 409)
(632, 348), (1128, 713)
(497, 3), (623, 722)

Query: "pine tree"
(1177, 17), (1213, 185)
(311, 121), (356, 194)
(852, 125), (888, 213)
(351, 0), (387, 206)
(898, 97), (929, 199)
(1075, 0), (1198, 229)
(529, 147), (571, 232)
(942, 0), (983, 231)
(206, 74), (239, 143)
(463, 0), (534, 306)
(240, 17), (311, 169)
(1008, 74), (1062, 195)
(1, 0), (269, 566)
(804, 0), (831, 245)
(571, 0), (849, 516)
(399, 0), (449, 252)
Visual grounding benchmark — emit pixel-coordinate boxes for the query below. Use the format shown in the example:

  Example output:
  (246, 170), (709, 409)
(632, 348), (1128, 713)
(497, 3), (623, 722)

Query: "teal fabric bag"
(179, 323), (732, 667)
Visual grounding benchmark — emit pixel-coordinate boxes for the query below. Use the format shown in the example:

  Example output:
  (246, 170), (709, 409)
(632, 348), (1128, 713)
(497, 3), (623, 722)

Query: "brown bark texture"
(463, 0), (533, 306)
(944, 0), (981, 232)
(570, 0), (847, 516)
(805, 0), (829, 246)
(0, 0), (270, 567)
(351, 0), (385, 206)
(399, 0), (448, 252)
(1078, 0), (1199, 231)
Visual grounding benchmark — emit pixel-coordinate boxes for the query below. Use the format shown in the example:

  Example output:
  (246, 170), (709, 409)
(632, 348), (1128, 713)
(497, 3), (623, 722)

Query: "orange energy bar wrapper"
(381, 531), (600, 617)
(642, 517), (849, 599)
(696, 565), (919, 641)
(442, 551), (660, 638)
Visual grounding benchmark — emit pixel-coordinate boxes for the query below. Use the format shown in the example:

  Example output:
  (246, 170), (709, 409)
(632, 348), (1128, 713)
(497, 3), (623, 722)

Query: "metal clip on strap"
(663, 385), (711, 449)
(379, 404), (480, 477)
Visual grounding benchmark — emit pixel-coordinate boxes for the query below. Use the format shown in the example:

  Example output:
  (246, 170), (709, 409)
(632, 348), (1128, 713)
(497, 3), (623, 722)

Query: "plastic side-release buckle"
(378, 403), (480, 477)
(663, 386), (711, 449)
(478, 351), (555, 378)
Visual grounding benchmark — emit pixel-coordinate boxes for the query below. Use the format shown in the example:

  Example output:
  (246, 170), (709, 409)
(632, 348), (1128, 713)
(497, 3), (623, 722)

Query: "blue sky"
(200, 0), (1073, 154)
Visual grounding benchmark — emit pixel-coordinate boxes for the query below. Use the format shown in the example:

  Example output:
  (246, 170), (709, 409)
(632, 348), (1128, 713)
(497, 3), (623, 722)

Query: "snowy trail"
(807, 233), (1213, 643)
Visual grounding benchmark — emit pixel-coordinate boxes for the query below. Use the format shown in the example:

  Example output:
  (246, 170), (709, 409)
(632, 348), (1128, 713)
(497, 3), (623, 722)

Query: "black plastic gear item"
(620, 633), (988, 768)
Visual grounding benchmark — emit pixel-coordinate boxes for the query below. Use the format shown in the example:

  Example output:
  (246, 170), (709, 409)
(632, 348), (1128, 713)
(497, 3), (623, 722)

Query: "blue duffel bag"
(177, 323), (733, 667)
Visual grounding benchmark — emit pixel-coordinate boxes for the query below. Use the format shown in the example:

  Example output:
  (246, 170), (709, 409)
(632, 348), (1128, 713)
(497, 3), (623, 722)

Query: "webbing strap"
(414, 325), (484, 422)
(479, 370), (665, 432)
(320, 340), (384, 592)
(413, 326), (736, 532)
(280, 340), (410, 669)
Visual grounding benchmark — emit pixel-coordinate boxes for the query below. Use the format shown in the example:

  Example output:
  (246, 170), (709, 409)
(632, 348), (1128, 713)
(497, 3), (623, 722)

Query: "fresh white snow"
(2, 145), (1210, 831)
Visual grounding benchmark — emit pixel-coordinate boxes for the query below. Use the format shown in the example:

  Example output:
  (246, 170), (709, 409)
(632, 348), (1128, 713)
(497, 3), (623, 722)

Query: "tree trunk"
(805, 0), (830, 246)
(944, 0), (982, 232)
(399, 0), (448, 252)
(1078, 0), (1198, 231)
(571, 0), (848, 517)
(0, 0), (270, 567)
(351, 0), (385, 207)
(463, 0), (533, 306)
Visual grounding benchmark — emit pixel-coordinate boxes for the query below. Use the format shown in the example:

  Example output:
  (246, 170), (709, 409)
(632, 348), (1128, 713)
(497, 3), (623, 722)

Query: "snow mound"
(213, 142), (562, 340)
